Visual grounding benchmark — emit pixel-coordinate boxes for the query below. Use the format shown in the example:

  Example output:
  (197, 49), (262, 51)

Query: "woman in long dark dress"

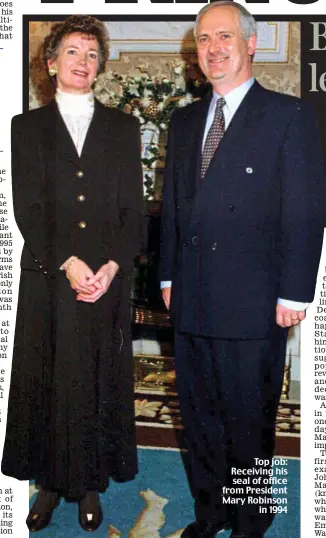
(1, 15), (143, 532)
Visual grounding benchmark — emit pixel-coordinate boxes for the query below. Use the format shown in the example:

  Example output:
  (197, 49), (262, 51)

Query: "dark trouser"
(175, 328), (287, 534)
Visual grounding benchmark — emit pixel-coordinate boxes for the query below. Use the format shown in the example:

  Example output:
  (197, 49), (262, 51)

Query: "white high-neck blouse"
(55, 89), (95, 157)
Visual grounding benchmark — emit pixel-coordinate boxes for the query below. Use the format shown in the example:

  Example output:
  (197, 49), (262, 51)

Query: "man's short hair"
(194, 0), (257, 41)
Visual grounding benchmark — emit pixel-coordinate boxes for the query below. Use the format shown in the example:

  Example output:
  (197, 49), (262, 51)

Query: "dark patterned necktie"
(201, 97), (226, 179)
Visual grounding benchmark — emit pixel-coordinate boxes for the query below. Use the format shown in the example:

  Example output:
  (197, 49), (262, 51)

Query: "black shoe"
(230, 532), (264, 538)
(78, 491), (103, 532)
(26, 490), (60, 532)
(181, 520), (231, 537)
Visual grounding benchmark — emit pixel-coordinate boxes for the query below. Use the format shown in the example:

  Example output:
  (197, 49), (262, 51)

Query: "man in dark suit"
(160, 2), (325, 537)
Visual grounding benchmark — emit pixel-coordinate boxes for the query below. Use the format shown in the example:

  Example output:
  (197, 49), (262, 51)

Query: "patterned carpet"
(29, 449), (299, 538)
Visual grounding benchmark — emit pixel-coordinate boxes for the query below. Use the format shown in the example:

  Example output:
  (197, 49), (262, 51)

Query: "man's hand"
(162, 287), (171, 310)
(276, 304), (306, 328)
(76, 261), (119, 303)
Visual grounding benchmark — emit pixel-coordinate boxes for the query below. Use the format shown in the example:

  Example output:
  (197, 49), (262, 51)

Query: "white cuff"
(277, 298), (310, 311)
(161, 281), (172, 289)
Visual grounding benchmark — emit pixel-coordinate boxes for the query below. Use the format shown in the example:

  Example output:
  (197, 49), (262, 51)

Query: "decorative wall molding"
(106, 21), (290, 63)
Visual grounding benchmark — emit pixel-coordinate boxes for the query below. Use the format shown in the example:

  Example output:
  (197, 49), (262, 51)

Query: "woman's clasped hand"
(63, 256), (119, 303)
(63, 256), (120, 303)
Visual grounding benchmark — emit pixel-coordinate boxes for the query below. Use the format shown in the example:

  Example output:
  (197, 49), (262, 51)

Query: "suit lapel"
(189, 82), (269, 223)
(41, 99), (81, 167)
(194, 91), (212, 187)
(79, 99), (112, 167)
(204, 81), (268, 178)
(80, 99), (107, 161)
(41, 98), (114, 169)
(181, 91), (211, 197)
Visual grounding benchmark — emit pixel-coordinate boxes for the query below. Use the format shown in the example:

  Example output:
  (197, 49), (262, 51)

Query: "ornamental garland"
(98, 61), (205, 198)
